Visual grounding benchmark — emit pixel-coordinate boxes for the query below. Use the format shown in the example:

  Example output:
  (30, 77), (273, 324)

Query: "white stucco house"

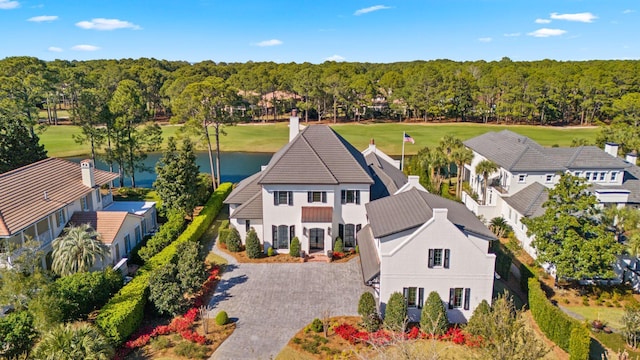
(358, 187), (497, 324)
(224, 114), (407, 256)
(0, 158), (157, 270)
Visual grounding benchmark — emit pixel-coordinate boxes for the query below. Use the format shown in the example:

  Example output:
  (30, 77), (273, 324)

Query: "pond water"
(66, 152), (273, 188)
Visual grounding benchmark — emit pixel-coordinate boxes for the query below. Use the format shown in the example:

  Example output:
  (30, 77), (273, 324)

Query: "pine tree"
(227, 227), (242, 252)
(466, 299), (490, 336)
(384, 292), (407, 332)
(290, 237), (301, 258)
(245, 228), (262, 258)
(358, 292), (381, 332)
(154, 137), (200, 218)
(0, 115), (47, 173)
(420, 291), (449, 335)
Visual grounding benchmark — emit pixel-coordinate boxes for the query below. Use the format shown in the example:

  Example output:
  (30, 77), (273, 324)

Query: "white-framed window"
(273, 191), (293, 206)
(599, 172), (606, 181)
(428, 248), (450, 268)
(611, 171), (618, 182)
(518, 174), (526, 183)
(403, 287), (425, 309)
(448, 288), (470, 310)
(585, 172), (591, 181)
(95, 189), (101, 203)
(545, 174), (553, 183)
(272, 225), (294, 250)
(341, 190), (361, 204)
(56, 209), (66, 227)
(125, 234), (131, 254)
(307, 191), (327, 203)
(339, 224), (361, 248)
(574, 171), (581, 177)
(135, 225), (141, 244)
(81, 196), (89, 211)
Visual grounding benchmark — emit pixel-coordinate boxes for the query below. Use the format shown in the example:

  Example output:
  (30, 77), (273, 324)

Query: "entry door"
(309, 228), (325, 251)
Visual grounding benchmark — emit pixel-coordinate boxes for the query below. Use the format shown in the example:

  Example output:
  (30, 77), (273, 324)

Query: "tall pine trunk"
(203, 119), (216, 191)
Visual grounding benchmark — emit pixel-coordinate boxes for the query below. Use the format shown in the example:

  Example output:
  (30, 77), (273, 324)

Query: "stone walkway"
(208, 245), (370, 360)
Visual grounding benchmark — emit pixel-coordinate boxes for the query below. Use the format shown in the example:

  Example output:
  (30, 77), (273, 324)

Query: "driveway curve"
(208, 253), (370, 360)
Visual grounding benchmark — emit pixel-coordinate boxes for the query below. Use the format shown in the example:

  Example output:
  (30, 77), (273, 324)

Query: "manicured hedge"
(528, 278), (589, 359)
(96, 183), (232, 345)
(520, 263), (535, 293)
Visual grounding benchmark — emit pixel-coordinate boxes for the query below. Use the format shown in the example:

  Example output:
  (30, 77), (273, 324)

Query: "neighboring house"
(225, 114), (407, 256)
(0, 158), (156, 270)
(358, 187), (497, 324)
(462, 130), (635, 258)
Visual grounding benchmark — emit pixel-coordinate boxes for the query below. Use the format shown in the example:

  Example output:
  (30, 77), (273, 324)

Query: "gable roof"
(357, 224), (380, 283)
(230, 191), (263, 219)
(0, 158), (118, 236)
(464, 130), (629, 172)
(365, 152), (407, 200)
(69, 211), (132, 244)
(257, 125), (373, 185)
(365, 187), (495, 239)
(224, 171), (262, 205)
(503, 182), (549, 218)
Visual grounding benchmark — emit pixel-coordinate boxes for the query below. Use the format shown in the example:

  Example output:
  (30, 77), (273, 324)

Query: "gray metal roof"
(224, 171), (262, 204)
(366, 152), (407, 200)
(230, 191), (263, 219)
(503, 182), (549, 218)
(357, 224), (380, 284)
(465, 130), (629, 172)
(257, 125), (374, 185)
(365, 187), (496, 239)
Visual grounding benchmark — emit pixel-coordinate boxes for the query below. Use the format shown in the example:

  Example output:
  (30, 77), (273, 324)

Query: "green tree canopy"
(52, 224), (109, 276)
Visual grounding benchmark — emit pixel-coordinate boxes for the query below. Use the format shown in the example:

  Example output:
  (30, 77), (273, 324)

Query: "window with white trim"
(56, 209), (66, 227)
(341, 190), (360, 204)
(272, 225), (295, 250)
(611, 171), (618, 182)
(125, 234), (131, 254)
(448, 288), (471, 310)
(585, 172), (591, 181)
(274, 191), (293, 206)
(307, 191), (327, 203)
(428, 248), (450, 268)
(518, 174), (526, 183)
(545, 174), (553, 183)
(403, 287), (424, 309)
(599, 172), (606, 181)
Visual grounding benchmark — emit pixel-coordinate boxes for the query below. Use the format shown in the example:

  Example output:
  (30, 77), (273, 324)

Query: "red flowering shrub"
(332, 252), (344, 260)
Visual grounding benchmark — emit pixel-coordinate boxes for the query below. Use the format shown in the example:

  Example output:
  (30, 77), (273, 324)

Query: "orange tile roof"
(69, 211), (130, 244)
(0, 158), (118, 236)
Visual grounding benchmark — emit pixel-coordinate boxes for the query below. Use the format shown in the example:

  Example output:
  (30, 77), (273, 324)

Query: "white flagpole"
(401, 131), (406, 171)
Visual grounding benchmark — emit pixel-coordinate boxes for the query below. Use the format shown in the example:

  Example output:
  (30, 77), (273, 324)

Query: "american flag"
(404, 133), (415, 144)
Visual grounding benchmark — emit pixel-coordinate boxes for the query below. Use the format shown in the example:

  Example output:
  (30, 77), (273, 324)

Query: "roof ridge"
(300, 131), (339, 183)
(327, 127), (373, 181)
(256, 128), (304, 183)
(0, 157), (54, 179)
(523, 184), (547, 216)
(566, 146), (583, 168)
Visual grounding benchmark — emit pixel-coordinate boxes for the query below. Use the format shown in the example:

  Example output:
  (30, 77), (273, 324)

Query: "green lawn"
(39, 122), (600, 158)
(564, 306), (625, 331)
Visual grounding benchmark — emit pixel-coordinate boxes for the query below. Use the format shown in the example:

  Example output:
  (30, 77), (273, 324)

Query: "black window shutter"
(290, 225), (295, 242)
(356, 190), (360, 204)
(341, 190), (346, 204)
(272, 225), (277, 243)
(322, 192), (326, 203)
(288, 191), (293, 205)
(448, 288), (454, 309)
(418, 288), (424, 309)
(464, 288), (471, 310)
(274, 192), (279, 205)
(444, 249), (450, 269)
(308, 192), (312, 203)
(339, 224), (344, 240)
(356, 224), (362, 242)
(403, 287), (409, 305)
(428, 249), (434, 268)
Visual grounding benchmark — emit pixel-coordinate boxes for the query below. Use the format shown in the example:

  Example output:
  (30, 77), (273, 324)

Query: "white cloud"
(48, 46), (62, 52)
(623, 9), (635, 14)
(354, 5), (391, 16)
(503, 32), (521, 37)
(72, 44), (100, 51)
(535, 18), (551, 24)
(324, 54), (345, 61)
(28, 15), (58, 22)
(527, 28), (567, 37)
(254, 39), (283, 47)
(478, 37), (492, 43)
(0, 0), (19, 9)
(76, 18), (141, 30)
(550, 12), (597, 23)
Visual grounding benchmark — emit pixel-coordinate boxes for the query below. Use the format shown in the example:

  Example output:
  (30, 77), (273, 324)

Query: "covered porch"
(301, 207), (333, 256)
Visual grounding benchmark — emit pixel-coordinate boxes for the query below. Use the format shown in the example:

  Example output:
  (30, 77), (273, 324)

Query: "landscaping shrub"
(334, 237), (344, 254)
(267, 246), (275, 257)
(174, 341), (208, 359)
(420, 291), (449, 336)
(466, 299), (490, 336)
(54, 269), (123, 321)
(520, 263), (535, 293)
(245, 228), (262, 258)
(138, 210), (186, 262)
(528, 278), (583, 353)
(358, 292), (380, 332)
(176, 241), (207, 294)
(494, 249), (511, 281)
(310, 318), (323, 333)
(226, 227), (242, 252)
(290, 237), (301, 258)
(150, 336), (171, 350)
(569, 325), (591, 360)
(384, 292), (407, 332)
(96, 183), (232, 345)
(355, 245), (359, 254)
(218, 220), (230, 245)
(215, 311), (229, 326)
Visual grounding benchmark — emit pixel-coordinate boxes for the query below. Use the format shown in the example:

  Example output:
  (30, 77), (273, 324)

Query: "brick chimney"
(80, 159), (96, 188)
(289, 109), (300, 142)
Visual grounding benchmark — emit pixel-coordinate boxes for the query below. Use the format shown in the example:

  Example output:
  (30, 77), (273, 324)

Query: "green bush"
(267, 247), (275, 257)
(355, 245), (359, 254)
(150, 336), (171, 350)
(290, 237), (301, 258)
(420, 291), (449, 336)
(520, 263), (535, 293)
(384, 292), (407, 332)
(494, 248), (512, 281)
(310, 318), (323, 333)
(569, 325), (590, 360)
(216, 311), (229, 326)
(245, 228), (262, 259)
(138, 210), (186, 262)
(218, 228), (230, 245)
(528, 278), (585, 354)
(466, 299), (491, 336)
(174, 341), (208, 359)
(96, 183), (232, 345)
(226, 227), (242, 252)
(358, 292), (380, 332)
(54, 269), (123, 321)
(128, 234), (151, 265)
(334, 237), (343, 254)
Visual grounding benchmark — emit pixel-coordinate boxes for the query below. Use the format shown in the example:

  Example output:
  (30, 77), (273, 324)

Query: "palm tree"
(475, 160), (498, 205)
(32, 323), (113, 360)
(451, 147), (474, 199)
(421, 148), (448, 193)
(52, 224), (108, 276)
(438, 134), (462, 180)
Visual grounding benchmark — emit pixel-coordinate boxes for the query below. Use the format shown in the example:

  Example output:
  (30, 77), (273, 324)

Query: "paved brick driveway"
(208, 252), (370, 360)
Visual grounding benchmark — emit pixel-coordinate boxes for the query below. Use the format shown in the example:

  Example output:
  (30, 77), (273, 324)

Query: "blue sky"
(1, 0), (638, 63)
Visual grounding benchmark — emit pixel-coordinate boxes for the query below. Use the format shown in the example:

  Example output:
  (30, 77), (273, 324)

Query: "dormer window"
(611, 171), (618, 182)
(599, 172), (606, 181)
(585, 172), (591, 181)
